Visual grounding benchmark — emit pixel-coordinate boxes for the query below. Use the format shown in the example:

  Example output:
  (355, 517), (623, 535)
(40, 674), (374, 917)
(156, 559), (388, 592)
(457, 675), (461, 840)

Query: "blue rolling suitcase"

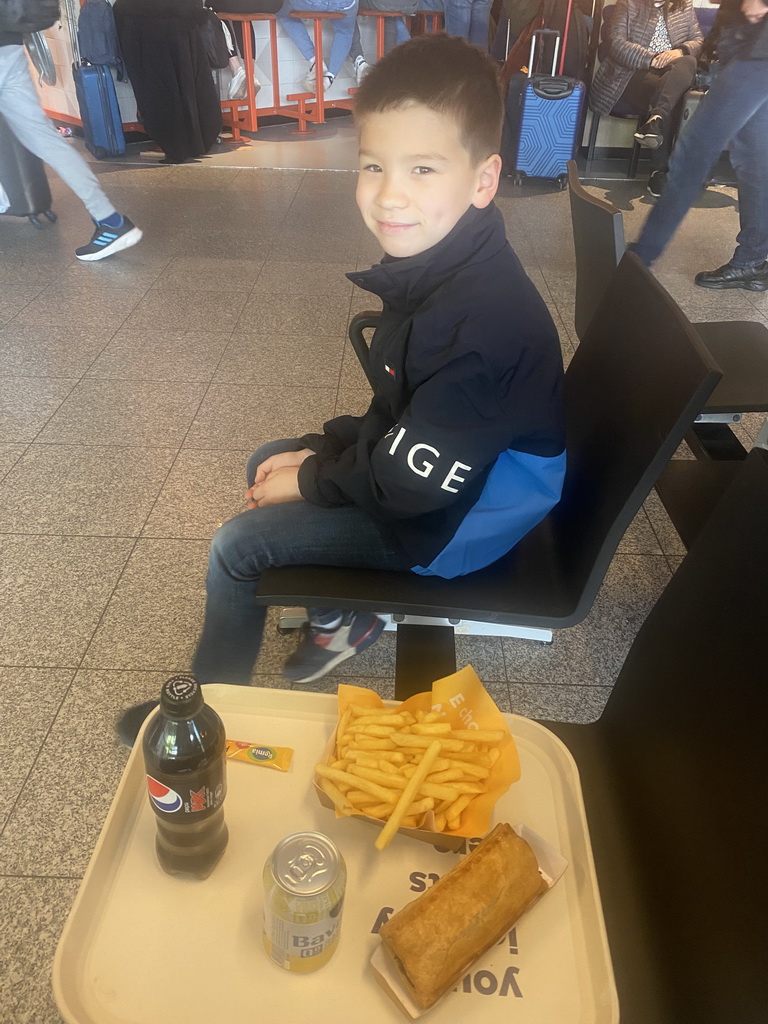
(506, 28), (585, 189)
(72, 62), (125, 159)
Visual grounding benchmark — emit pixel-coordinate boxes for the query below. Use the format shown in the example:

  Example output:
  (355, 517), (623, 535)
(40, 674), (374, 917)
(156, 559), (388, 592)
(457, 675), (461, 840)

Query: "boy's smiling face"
(356, 102), (501, 259)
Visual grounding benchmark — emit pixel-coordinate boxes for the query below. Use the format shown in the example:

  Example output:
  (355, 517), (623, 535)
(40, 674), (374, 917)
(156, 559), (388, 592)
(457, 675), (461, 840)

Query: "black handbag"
(207, 0), (283, 14)
(201, 8), (230, 68)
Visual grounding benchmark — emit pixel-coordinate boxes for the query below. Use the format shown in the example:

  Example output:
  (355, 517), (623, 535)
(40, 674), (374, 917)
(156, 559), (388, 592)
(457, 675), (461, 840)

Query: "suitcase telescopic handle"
(527, 28), (561, 79)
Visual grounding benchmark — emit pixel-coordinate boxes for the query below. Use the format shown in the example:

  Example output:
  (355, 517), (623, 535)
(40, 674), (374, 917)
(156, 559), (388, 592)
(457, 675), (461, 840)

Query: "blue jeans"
(191, 440), (412, 685)
(277, 0), (358, 77)
(631, 59), (768, 268)
(444, 0), (492, 46)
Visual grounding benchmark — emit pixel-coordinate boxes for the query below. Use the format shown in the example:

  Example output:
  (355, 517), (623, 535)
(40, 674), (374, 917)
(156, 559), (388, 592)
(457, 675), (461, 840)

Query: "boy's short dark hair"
(353, 35), (504, 165)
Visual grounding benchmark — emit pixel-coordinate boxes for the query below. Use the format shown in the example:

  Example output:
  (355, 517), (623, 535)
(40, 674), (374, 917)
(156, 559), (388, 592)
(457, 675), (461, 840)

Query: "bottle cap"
(159, 675), (204, 717)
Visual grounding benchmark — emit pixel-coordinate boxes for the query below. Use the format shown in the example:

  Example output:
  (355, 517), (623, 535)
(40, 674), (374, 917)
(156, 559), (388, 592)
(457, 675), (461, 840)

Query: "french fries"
(314, 702), (507, 850)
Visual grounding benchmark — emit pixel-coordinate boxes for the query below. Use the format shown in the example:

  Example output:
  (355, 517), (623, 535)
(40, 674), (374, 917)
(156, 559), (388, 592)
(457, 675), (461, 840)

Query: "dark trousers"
(631, 58), (768, 268)
(620, 55), (697, 171)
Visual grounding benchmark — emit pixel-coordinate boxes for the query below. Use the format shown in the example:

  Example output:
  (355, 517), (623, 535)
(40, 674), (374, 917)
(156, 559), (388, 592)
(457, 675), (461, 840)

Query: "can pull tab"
(287, 844), (328, 884)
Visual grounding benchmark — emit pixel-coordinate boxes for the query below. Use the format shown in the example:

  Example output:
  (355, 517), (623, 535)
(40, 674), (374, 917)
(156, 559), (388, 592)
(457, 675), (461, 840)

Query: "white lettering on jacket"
(386, 426), (472, 492)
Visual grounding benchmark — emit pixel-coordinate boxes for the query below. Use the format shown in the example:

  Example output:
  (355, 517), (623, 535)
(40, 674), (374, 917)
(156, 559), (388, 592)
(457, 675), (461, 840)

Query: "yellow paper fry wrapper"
(225, 740), (293, 771)
(316, 666), (520, 842)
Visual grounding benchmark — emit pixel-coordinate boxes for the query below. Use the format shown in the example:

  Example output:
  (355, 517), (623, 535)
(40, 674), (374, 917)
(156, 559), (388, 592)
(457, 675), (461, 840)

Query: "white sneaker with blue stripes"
(76, 216), (143, 262)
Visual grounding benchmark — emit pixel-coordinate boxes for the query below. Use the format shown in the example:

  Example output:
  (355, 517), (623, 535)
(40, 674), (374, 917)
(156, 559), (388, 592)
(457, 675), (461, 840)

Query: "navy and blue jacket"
(297, 202), (566, 579)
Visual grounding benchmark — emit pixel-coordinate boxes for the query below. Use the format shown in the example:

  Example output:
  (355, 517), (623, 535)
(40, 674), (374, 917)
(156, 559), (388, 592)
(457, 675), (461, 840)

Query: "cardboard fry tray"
(54, 685), (618, 1024)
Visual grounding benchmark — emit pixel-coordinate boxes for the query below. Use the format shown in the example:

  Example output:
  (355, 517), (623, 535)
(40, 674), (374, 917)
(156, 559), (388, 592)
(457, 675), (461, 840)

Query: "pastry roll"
(379, 823), (547, 1010)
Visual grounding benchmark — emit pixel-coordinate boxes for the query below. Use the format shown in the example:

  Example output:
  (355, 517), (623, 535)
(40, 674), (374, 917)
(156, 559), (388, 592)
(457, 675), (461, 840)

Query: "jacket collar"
(348, 203), (508, 311)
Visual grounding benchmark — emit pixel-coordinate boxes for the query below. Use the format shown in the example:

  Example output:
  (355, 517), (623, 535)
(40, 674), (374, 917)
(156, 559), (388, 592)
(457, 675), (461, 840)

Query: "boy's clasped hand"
(245, 448), (313, 509)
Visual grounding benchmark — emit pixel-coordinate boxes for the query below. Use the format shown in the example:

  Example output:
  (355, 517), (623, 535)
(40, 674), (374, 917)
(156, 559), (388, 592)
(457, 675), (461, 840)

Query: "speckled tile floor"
(0, 138), (765, 1023)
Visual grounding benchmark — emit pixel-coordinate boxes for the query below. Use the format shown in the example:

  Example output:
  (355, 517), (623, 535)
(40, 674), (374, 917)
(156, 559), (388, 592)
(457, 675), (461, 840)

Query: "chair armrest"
(348, 310), (381, 390)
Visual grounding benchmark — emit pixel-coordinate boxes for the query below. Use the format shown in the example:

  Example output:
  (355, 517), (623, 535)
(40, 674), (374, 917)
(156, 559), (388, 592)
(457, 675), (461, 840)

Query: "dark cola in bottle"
(143, 675), (228, 879)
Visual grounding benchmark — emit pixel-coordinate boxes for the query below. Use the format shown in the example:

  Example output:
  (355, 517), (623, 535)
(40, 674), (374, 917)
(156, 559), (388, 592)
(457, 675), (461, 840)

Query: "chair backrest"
(547, 251), (721, 618)
(567, 159), (624, 341)
(595, 447), (768, 1023)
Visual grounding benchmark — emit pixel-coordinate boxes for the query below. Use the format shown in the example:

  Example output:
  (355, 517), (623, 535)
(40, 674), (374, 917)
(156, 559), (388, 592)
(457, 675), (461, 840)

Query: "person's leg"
(630, 59), (768, 267)
(467, 0), (493, 47)
(191, 440), (412, 686)
(646, 55), (697, 173)
(324, 1), (358, 77)
(0, 46), (115, 221)
(389, 16), (411, 47)
(348, 18), (365, 62)
(277, 0), (316, 62)
(726, 90), (768, 269)
(444, 0), (472, 39)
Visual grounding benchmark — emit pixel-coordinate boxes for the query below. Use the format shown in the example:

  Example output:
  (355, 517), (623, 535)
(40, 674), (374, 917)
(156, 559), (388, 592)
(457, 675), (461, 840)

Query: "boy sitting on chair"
(118, 34), (566, 742)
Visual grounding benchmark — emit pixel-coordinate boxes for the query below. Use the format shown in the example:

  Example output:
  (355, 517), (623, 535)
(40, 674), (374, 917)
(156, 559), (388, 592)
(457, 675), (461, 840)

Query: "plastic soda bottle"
(142, 675), (229, 879)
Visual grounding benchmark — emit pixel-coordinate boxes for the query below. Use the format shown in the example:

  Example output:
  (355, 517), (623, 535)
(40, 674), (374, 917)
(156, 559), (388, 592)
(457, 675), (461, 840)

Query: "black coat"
(113, 0), (221, 163)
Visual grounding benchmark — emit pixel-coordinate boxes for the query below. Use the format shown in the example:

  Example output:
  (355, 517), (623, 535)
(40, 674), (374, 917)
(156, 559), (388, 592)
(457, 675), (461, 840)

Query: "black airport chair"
(541, 446), (768, 1024)
(567, 160), (768, 543)
(567, 160), (768, 442)
(257, 253), (721, 697)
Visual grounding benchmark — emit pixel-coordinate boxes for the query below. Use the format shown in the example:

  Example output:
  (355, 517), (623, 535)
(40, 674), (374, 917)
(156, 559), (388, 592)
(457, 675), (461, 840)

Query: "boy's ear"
(472, 154), (502, 209)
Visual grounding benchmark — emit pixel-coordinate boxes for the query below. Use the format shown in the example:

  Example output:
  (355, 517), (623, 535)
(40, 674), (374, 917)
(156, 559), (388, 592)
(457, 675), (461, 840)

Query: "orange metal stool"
(282, 10), (355, 132)
(357, 9), (408, 60)
(411, 10), (444, 33)
(216, 12), (280, 138)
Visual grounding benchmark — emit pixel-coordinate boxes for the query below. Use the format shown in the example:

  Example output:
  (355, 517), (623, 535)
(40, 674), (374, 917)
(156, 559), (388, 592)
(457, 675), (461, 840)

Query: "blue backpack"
(77, 0), (124, 80)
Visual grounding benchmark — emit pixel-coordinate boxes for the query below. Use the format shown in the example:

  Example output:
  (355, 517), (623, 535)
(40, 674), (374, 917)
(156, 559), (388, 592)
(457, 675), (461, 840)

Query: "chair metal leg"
(628, 138), (641, 179)
(586, 111), (599, 173)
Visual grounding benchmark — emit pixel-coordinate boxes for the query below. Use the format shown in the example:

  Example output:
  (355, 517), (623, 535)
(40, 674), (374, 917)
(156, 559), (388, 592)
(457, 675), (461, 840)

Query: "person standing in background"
(113, 0), (222, 164)
(0, 0), (141, 259)
(630, 0), (768, 289)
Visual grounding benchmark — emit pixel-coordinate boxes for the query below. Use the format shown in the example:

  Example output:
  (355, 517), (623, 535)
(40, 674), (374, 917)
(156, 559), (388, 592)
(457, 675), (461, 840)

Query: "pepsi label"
(146, 764), (226, 818)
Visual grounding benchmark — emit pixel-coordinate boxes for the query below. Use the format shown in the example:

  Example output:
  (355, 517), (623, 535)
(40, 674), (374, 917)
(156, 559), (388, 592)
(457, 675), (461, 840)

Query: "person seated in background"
(116, 34), (566, 743)
(346, 0), (417, 85)
(444, 0), (494, 46)
(589, 0), (703, 197)
(277, 0), (359, 93)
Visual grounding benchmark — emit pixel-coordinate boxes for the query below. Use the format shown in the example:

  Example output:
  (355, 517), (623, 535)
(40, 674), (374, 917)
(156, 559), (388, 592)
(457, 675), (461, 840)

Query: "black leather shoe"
(694, 262), (768, 291)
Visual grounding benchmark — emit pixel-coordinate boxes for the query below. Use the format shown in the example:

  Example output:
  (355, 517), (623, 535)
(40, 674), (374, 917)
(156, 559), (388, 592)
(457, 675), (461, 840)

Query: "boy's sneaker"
(302, 58), (333, 94)
(75, 216), (142, 262)
(634, 115), (663, 149)
(354, 54), (370, 85)
(647, 169), (666, 198)
(283, 610), (385, 683)
(116, 700), (159, 748)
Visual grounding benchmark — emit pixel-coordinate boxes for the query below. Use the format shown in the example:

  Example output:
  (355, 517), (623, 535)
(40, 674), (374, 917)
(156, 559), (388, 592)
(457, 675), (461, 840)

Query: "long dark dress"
(113, 0), (221, 163)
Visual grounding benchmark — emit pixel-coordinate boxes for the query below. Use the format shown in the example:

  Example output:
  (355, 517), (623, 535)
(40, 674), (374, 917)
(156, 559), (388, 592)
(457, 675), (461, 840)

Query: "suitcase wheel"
(513, 172), (524, 187)
(28, 215), (45, 230)
(556, 174), (567, 191)
(43, 209), (57, 223)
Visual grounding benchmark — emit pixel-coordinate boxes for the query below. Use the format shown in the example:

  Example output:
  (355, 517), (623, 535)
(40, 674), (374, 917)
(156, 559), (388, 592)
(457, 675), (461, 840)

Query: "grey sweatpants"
(0, 44), (115, 221)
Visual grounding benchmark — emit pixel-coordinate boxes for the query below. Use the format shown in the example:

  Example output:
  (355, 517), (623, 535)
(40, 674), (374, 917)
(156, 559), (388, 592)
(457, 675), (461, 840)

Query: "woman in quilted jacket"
(589, 0), (703, 196)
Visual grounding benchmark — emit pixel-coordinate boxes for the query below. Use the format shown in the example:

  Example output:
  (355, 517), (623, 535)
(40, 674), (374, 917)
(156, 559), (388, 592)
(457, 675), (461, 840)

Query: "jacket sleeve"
(674, 5), (704, 57)
(297, 344), (550, 521)
(606, 0), (655, 68)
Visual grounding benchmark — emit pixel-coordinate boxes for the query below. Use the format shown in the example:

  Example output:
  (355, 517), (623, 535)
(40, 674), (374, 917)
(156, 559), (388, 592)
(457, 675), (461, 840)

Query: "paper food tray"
(53, 685), (619, 1024)
(369, 825), (568, 1019)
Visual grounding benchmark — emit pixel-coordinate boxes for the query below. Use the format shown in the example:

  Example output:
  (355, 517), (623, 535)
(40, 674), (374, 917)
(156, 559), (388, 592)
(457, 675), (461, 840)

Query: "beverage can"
(263, 832), (346, 973)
